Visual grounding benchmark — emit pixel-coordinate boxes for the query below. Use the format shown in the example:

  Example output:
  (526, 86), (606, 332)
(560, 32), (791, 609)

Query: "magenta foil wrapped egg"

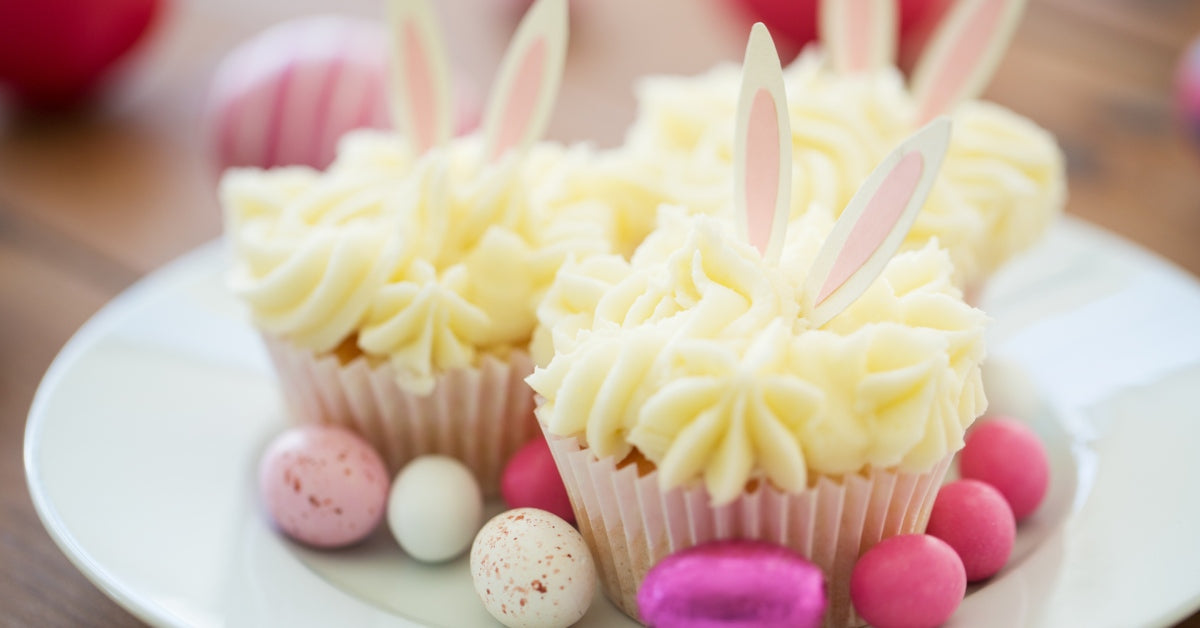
(637, 540), (827, 628)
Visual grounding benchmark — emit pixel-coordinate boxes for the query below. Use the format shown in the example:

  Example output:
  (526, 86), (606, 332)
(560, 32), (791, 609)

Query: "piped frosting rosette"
(621, 49), (1065, 290)
(223, 130), (618, 491)
(529, 206), (988, 625)
(531, 205), (987, 501)
(220, 0), (624, 492)
(530, 23), (990, 621)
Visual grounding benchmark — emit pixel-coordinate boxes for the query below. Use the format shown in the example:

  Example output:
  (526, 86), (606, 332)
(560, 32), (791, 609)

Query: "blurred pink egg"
(207, 15), (481, 172)
(1177, 37), (1200, 146)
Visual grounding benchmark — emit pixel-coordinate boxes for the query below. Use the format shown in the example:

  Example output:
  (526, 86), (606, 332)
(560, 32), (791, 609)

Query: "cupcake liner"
(542, 425), (952, 628)
(263, 336), (539, 495)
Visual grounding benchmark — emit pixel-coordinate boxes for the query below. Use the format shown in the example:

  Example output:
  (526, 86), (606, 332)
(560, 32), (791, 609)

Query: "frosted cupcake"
(620, 0), (1066, 294)
(528, 26), (988, 627)
(221, 0), (605, 493)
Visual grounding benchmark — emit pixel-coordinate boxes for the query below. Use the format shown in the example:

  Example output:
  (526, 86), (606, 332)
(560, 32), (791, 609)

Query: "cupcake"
(221, 0), (611, 493)
(619, 0), (1066, 296)
(527, 25), (989, 627)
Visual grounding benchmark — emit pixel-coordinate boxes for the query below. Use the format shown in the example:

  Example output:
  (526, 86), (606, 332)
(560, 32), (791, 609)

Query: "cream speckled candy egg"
(470, 508), (596, 628)
(387, 455), (483, 563)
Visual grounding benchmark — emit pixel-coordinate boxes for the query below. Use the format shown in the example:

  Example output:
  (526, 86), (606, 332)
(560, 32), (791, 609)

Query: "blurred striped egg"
(207, 15), (480, 172)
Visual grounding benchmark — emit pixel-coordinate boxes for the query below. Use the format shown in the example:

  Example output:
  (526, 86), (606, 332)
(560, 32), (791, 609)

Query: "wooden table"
(2, 0), (1198, 625)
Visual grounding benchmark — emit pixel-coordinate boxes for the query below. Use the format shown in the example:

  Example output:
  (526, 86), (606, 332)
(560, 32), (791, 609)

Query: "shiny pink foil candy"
(207, 15), (480, 172)
(637, 540), (827, 628)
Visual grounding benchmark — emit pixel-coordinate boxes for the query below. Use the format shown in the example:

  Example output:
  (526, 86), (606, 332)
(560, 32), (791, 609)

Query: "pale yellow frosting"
(224, 130), (617, 393)
(621, 49), (1066, 287)
(528, 207), (988, 504)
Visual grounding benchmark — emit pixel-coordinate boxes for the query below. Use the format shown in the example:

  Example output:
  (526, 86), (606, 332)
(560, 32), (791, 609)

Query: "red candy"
(0, 0), (163, 108)
(850, 534), (966, 628)
(959, 418), (1049, 522)
(500, 436), (574, 525)
(722, 0), (949, 57)
(926, 479), (1016, 582)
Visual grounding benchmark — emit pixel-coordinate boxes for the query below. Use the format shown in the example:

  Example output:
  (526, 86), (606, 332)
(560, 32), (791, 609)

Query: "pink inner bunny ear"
(820, 0), (897, 74)
(803, 117), (952, 328)
(483, 0), (568, 162)
(734, 23), (792, 263)
(910, 0), (1029, 124)
(388, 0), (452, 154)
(816, 151), (923, 303)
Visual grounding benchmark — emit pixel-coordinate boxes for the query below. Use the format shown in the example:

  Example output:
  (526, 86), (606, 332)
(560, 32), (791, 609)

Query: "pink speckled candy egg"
(470, 508), (596, 628)
(850, 534), (966, 628)
(500, 436), (574, 525)
(959, 417), (1050, 522)
(206, 15), (481, 172)
(258, 424), (389, 548)
(637, 540), (827, 628)
(927, 480), (1016, 582)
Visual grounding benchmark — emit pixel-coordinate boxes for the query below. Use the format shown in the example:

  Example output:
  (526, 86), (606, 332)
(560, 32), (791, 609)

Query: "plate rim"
(23, 219), (1200, 627)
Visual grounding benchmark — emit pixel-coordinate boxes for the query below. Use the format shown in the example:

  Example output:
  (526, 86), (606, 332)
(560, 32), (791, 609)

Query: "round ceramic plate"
(25, 217), (1200, 628)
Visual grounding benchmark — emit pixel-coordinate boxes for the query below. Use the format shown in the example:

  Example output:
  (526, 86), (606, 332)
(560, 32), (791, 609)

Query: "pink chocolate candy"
(259, 424), (389, 548)
(637, 540), (827, 628)
(500, 436), (574, 525)
(927, 479), (1016, 582)
(959, 417), (1049, 521)
(850, 534), (965, 628)
(206, 15), (481, 172)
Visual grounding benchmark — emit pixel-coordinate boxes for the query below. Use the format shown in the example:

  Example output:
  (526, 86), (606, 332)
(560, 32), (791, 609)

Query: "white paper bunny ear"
(802, 117), (952, 328)
(819, 0), (897, 74)
(909, 0), (1029, 124)
(482, 0), (569, 162)
(387, 0), (452, 155)
(734, 23), (792, 264)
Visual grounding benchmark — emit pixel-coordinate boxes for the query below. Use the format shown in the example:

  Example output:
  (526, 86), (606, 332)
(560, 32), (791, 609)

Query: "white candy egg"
(470, 508), (596, 628)
(387, 455), (483, 563)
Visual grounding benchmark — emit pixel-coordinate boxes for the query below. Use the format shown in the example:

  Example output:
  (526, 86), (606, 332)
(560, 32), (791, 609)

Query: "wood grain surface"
(2, 0), (1198, 625)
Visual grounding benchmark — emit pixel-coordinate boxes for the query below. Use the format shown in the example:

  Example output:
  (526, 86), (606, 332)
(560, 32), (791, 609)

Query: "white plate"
(25, 216), (1200, 628)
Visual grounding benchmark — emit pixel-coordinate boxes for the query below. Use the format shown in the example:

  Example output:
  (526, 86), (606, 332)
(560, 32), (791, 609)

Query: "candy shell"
(637, 540), (827, 628)
(500, 436), (574, 525)
(470, 508), (595, 628)
(206, 15), (482, 172)
(258, 424), (389, 548)
(387, 455), (483, 563)
(959, 418), (1050, 521)
(927, 479), (1016, 582)
(850, 534), (965, 628)
(1177, 37), (1200, 146)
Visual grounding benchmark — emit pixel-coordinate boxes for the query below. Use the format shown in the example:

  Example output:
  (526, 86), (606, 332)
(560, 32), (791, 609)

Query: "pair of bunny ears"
(820, 0), (1029, 124)
(388, 0), (567, 161)
(734, 24), (952, 329)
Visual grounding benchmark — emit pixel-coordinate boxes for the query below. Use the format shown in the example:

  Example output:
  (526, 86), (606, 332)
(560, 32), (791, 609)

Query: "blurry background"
(1, 0), (1198, 625)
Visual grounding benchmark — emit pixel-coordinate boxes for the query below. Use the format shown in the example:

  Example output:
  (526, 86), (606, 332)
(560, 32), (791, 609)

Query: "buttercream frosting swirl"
(621, 49), (1066, 287)
(528, 208), (988, 504)
(224, 130), (617, 393)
